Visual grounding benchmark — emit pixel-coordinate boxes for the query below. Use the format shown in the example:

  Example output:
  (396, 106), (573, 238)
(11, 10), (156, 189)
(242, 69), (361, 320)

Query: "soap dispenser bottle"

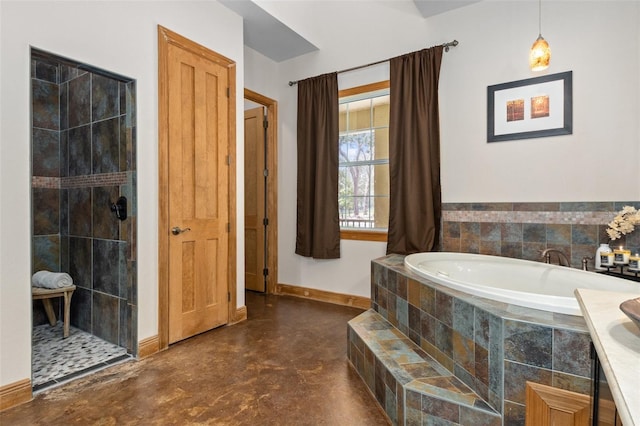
(595, 243), (611, 271)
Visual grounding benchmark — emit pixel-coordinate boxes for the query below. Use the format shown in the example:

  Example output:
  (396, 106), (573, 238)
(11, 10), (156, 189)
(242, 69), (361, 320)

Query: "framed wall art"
(487, 71), (572, 142)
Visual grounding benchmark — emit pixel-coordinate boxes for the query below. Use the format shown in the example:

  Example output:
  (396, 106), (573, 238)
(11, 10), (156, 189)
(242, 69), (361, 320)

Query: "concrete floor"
(1, 292), (389, 425)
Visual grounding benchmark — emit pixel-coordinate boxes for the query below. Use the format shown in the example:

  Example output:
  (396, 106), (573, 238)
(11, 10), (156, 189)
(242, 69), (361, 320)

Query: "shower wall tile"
(128, 260), (137, 305)
(32, 52), (138, 355)
(70, 286), (92, 332)
(118, 242), (128, 299)
(93, 292), (119, 344)
(119, 81), (127, 117)
(32, 79), (60, 130)
(125, 81), (136, 127)
(69, 236), (92, 289)
(35, 60), (58, 83)
(93, 186), (119, 240)
(68, 72), (91, 128)
(93, 239), (125, 297)
(92, 73), (119, 121)
(32, 128), (60, 177)
(32, 188), (60, 235)
(32, 235), (60, 272)
(60, 130), (69, 177)
(119, 116), (127, 172)
(92, 117), (120, 174)
(68, 187), (92, 237)
(119, 300), (129, 349)
(128, 126), (137, 171)
(68, 124), (92, 176)
(60, 64), (79, 83)
(60, 189), (69, 236)
(60, 235), (70, 273)
(60, 81), (69, 131)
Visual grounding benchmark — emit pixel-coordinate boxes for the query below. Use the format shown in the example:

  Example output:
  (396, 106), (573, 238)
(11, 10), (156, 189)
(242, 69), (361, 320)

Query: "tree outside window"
(338, 82), (389, 241)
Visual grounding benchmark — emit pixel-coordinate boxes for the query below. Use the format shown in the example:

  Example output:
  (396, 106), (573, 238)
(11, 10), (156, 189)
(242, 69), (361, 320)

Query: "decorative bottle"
(595, 243), (611, 271)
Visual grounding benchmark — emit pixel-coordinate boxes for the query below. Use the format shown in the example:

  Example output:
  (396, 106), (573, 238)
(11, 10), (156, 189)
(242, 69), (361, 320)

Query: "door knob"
(171, 226), (191, 235)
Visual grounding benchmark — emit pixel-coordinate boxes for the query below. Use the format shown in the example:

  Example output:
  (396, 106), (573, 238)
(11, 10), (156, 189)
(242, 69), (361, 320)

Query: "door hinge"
(226, 87), (230, 98)
(226, 223), (231, 232)
(226, 154), (232, 165)
(263, 217), (269, 226)
(263, 119), (268, 129)
(263, 268), (269, 277)
(263, 169), (269, 177)
(228, 292), (231, 302)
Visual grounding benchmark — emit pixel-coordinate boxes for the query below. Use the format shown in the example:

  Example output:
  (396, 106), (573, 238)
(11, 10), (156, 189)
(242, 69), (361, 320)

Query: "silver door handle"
(171, 226), (191, 235)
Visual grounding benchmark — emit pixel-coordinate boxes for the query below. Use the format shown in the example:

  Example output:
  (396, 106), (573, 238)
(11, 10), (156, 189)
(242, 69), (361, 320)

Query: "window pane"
(338, 82), (389, 233)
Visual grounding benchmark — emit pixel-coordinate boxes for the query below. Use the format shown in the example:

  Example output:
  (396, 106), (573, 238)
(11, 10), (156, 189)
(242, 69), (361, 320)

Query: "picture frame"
(487, 71), (572, 142)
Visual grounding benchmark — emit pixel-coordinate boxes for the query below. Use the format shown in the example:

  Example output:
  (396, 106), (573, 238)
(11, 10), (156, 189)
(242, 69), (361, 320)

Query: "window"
(338, 81), (390, 242)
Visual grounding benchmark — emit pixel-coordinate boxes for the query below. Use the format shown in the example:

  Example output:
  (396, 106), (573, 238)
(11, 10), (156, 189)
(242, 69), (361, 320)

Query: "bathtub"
(404, 252), (639, 316)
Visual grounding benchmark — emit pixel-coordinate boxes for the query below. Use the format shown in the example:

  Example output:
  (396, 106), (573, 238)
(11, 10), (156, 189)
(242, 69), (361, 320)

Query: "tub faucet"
(541, 249), (571, 267)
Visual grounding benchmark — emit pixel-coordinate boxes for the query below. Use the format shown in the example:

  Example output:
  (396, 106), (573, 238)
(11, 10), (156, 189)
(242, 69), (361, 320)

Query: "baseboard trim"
(0, 378), (32, 411)
(229, 306), (247, 325)
(275, 283), (371, 310)
(138, 335), (160, 359)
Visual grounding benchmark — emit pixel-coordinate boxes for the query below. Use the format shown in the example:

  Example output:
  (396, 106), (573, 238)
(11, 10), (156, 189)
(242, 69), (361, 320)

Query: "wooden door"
(244, 107), (266, 292)
(165, 36), (230, 344)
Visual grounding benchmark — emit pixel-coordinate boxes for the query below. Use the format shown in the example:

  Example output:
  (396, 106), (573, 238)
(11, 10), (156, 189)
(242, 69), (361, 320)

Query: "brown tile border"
(443, 210), (612, 225)
(32, 172), (128, 189)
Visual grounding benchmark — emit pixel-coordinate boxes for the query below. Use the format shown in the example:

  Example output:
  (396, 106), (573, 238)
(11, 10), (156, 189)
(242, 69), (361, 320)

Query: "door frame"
(244, 89), (278, 295)
(157, 25), (238, 351)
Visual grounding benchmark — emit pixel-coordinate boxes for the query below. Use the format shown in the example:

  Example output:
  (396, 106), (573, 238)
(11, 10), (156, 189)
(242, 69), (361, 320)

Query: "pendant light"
(530, 0), (551, 71)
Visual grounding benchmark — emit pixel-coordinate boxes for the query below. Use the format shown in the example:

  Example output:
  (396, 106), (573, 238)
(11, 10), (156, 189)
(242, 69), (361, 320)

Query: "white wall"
(245, 1), (640, 301)
(0, 1), (244, 388)
(432, 1), (640, 202)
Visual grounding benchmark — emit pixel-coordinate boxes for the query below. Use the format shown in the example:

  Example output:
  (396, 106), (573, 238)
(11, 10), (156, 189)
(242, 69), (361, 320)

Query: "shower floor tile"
(32, 322), (129, 391)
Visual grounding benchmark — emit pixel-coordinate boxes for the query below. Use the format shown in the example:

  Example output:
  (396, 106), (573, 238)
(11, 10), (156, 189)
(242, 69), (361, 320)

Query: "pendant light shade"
(530, 0), (550, 71)
(530, 35), (551, 71)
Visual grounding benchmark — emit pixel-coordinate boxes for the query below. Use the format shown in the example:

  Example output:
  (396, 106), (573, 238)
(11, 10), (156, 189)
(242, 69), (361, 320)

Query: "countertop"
(575, 288), (640, 426)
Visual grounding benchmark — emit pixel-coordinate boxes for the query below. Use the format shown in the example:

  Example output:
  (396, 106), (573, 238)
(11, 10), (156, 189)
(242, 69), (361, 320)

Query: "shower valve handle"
(171, 226), (191, 235)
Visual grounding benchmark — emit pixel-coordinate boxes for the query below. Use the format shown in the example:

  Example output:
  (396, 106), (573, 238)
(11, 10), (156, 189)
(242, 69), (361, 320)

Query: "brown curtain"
(386, 47), (444, 255)
(295, 73), (340, 259)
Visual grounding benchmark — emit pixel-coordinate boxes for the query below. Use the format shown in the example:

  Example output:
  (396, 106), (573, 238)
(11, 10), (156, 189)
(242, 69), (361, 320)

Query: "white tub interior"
(404, 252), (639, 316)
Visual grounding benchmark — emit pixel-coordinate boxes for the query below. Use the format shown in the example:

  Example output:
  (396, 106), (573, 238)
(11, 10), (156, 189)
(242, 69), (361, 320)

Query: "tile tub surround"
(442, 202), (640, 269)
(348, 309), (501, 425)
(31, 52), (137, 353)
(370, 255), (592, 425)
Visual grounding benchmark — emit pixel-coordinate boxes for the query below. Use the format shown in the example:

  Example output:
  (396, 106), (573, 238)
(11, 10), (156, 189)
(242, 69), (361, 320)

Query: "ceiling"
(220, 0), (481, 62)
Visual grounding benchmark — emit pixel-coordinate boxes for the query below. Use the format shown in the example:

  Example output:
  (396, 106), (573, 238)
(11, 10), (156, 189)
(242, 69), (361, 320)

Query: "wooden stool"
(32, 285), (76, 338)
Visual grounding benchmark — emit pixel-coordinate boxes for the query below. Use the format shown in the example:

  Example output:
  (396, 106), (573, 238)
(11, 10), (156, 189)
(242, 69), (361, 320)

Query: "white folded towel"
(32, 271), (74, 289)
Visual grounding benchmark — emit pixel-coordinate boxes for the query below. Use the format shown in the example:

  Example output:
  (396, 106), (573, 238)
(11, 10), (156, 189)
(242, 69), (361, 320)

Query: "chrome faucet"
(541, 248), (571, 267)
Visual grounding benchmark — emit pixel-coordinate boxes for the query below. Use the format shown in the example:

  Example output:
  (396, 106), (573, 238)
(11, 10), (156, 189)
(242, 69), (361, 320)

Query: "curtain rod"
(288, 40), (458, 86)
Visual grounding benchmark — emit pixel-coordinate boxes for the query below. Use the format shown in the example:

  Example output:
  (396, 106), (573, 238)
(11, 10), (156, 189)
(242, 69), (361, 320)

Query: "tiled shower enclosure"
(31, 48), (137, 354)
